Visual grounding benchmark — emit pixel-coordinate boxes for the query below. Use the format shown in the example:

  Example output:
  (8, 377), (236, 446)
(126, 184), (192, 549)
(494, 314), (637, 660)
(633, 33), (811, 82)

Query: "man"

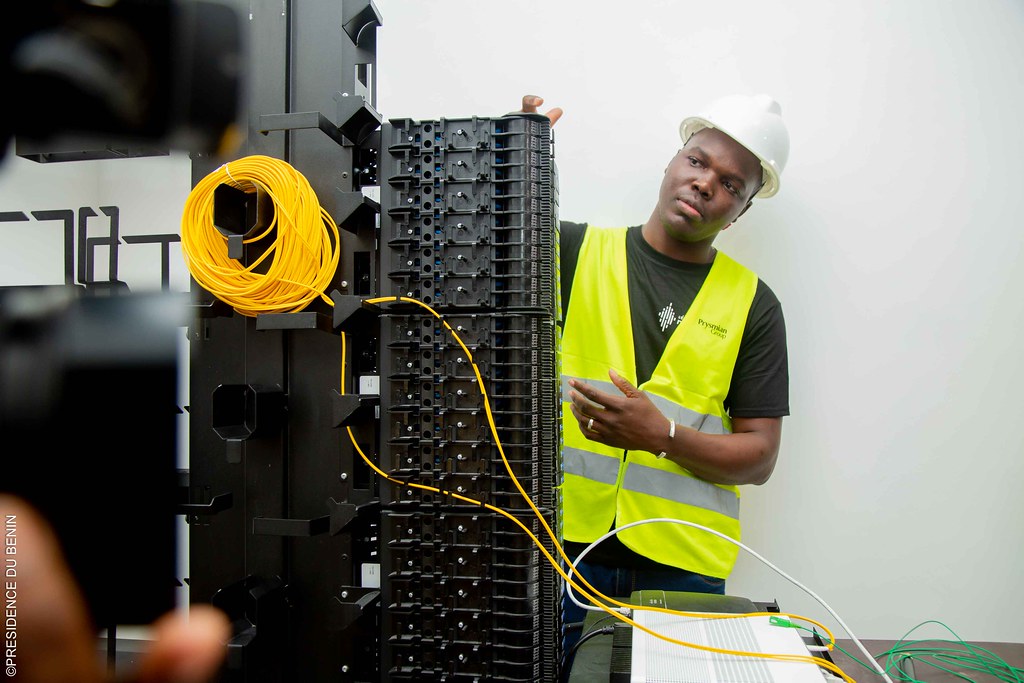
(520, 94), (791, 668)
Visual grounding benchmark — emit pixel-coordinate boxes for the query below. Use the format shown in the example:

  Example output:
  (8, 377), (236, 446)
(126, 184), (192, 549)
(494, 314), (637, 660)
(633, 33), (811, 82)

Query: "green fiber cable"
(784, 621), (1023, 683)
(882, 620), (1023, 683)
(904, 645), (1020, 673)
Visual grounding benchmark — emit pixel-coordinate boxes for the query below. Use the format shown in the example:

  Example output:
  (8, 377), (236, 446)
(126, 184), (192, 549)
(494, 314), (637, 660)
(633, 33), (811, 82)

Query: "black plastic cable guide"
(331, 389), (378, 427)
(213, 183), (273, 260)
(176, 468), (233, 519)
(252, 491), (380, 539)
(211, 575), (287, 675)
(258, 111), (344, 148)
(255, 310), (336, 333)
(335, 91), (383, 146)
(258, 93), (381, 148)
(342, 0), (382, 47)
(328, 493), (379, 535)
(253, 515), (330, 537)
(188, 297), (233, 319)
(210, 383), (286, 463)
(330, 585), (381, 632)
(330, 289), (381, 331)
(334, 189), (380, 235)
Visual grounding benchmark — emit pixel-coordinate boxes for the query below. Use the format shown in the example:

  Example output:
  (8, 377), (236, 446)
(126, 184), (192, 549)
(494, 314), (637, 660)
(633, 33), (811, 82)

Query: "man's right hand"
(519, 95), (563, 126)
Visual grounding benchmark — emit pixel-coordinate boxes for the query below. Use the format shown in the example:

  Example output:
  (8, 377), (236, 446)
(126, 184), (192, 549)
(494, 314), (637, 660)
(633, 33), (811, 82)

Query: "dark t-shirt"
(559, 221), (790, 568)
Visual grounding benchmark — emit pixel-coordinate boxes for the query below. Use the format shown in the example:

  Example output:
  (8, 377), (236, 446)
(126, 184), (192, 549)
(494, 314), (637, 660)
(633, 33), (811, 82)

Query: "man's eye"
(688, 156), (701, 166)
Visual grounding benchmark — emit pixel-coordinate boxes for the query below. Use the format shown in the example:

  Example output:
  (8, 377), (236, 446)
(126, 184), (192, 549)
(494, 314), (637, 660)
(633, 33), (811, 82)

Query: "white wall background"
(2, 0), (1021, 649)
(371, 0), (1024, 644)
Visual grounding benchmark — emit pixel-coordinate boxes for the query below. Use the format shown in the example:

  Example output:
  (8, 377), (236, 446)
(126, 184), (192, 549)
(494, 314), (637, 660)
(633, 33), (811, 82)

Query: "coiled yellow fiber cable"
(181, 155), (340, 317)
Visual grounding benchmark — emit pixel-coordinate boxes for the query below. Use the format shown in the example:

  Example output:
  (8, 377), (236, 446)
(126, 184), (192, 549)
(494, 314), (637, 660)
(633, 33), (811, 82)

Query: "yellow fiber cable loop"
(347, 298), (854, 682)
(181, 154), (340, 317)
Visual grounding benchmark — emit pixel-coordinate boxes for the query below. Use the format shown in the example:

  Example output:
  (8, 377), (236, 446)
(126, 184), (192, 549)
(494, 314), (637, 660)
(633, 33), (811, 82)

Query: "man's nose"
(691, 171), (713, 199)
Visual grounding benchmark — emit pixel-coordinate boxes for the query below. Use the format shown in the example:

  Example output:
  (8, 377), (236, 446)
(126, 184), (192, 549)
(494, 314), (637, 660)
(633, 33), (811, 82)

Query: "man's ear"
(723, 200), (754, 232)
(665, 148), (684, 174)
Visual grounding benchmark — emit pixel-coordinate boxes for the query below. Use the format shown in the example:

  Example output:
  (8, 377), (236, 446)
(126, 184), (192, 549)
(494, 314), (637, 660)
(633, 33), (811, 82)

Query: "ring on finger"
(587, 417), (595, 431)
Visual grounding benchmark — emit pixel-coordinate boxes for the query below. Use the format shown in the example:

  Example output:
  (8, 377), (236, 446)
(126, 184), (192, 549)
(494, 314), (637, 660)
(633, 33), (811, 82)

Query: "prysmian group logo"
(698, 318), (727, 339)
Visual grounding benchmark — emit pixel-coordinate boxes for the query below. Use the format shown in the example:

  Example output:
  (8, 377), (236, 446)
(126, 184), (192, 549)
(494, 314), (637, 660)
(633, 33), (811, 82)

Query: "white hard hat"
(679, 94), (790, 198)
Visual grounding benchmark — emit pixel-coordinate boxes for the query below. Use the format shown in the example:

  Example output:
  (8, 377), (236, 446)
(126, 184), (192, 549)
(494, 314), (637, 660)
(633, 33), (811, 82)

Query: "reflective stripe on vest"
(563, 447), (739, 519)
(559, 226), (758, 578)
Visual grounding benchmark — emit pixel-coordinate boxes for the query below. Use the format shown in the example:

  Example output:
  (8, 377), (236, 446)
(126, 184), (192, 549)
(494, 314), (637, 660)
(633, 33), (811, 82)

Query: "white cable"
(566, 518), (893, 683)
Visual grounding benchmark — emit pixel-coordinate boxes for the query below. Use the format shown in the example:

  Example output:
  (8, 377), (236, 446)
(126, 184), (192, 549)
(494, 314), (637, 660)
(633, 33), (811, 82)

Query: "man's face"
(654, 127), (764, 243)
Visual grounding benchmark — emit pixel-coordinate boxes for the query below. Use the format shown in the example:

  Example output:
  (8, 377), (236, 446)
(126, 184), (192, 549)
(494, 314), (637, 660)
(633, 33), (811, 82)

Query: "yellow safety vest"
(560, 226), (758, 578)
